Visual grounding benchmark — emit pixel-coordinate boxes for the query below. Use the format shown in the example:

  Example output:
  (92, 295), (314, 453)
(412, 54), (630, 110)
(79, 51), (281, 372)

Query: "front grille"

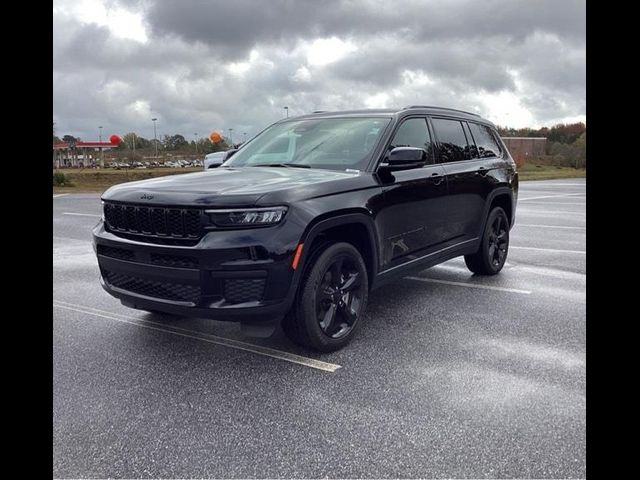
(224, 278), (266, 303)
(150, 253), (198, 269)
(97, 245), (135, 261)
(104, 202), (202, 241)
(104, 270), (200, 304)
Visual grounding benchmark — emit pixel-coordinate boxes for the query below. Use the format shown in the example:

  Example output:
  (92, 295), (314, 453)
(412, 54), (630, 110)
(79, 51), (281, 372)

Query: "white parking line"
(52, 300), (341, 373)
(53, 194), (69, 198)
(519, 201), (586, 206)
(405, 276), (531, 294)
(519, 193), (585, 202)
(63, 212), (101, 218)
(511, 246), (586, 254)
(514, 224), (586, 230)
(519, 210), (585, 215)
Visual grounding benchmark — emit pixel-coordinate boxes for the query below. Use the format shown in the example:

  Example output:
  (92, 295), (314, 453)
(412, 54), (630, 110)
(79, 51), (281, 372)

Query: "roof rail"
(312, 110), (327, 113)
(403, 105), (481, 117)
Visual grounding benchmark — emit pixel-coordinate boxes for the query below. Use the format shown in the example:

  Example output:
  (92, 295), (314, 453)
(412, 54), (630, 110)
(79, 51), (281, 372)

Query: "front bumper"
(92, 221), (299, 322)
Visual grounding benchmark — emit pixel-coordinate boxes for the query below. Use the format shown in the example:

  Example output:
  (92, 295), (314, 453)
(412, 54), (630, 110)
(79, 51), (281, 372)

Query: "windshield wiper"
(251, 163), (311, 168)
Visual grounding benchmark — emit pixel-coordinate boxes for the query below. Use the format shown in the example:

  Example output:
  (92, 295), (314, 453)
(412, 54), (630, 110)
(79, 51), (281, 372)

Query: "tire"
(283, 242), (369, 352)
(464, 206), (510, 275)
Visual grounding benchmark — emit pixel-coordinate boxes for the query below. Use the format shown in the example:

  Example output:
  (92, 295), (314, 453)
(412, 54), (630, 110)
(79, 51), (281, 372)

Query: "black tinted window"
(463, 122), (479, 159)
(468, 122), (501, 158)
(431, 118), (470, 162)
(389, 118), (434, 164)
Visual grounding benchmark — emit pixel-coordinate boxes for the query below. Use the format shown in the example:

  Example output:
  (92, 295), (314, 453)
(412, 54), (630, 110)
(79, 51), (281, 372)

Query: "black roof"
(288, 106), (493, 125)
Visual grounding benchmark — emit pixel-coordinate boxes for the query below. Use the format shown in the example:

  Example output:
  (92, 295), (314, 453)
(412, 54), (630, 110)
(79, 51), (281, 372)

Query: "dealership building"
(501, 137), (547, 164)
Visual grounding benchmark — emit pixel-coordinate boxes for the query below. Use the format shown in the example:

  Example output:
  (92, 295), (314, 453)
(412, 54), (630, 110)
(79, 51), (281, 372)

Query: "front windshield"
(224, 117), (391, 171)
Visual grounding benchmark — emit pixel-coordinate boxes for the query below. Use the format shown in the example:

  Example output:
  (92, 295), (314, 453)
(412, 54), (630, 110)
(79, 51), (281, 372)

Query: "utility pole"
(194, 133), (198, 155)
(99, 125), (104, 168)
(228, 128), (234, 146)
(243, 132), (247, 144)
(152, 118), (158, 159)
(284, 106), (289, 118)
(53, 122), (57, 168)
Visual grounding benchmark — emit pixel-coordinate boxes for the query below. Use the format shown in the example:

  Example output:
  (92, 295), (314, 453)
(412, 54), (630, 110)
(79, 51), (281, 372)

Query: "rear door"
(429, 116), (490, 242)
(375, 116), (449, 270)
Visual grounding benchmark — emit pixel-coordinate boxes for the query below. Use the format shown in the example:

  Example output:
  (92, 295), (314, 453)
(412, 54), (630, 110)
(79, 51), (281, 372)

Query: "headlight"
(205, 206), (287, 227)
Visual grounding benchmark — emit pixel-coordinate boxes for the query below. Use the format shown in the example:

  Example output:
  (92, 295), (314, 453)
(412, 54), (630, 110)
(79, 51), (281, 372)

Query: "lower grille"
(224, 278), (266, 303)
(97, 245), (135, 261)
(104, 271), (200, 304)
(150, 253), (198, 269)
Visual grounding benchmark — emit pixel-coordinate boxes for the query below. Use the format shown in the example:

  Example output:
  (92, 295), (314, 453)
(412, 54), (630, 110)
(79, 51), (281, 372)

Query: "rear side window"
(431, 118), (470, 162)
(468, 122), (501, 158)
(389, 117), (435, 164)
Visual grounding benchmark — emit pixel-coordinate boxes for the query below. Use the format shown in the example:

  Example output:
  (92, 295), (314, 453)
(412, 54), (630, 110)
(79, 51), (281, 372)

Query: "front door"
(375, 117), (449, 271)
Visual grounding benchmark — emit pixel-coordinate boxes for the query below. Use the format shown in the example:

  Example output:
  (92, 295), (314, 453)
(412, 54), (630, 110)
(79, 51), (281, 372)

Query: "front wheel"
(283, 242), (368, 352)
(464, 206), (510, 275)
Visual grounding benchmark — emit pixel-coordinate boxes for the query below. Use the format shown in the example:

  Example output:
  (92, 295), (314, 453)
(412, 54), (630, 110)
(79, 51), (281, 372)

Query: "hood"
(101, 166), (373, 207)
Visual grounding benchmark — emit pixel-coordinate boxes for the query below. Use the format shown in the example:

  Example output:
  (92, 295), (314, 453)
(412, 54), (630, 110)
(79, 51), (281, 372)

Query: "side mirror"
(225, 148), (238, 159)
(204, 148), (241, 169)
(379, 147), (426, 171)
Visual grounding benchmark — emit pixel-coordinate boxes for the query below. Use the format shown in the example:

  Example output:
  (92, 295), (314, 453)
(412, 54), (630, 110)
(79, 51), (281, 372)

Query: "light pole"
(98, 126), (104, 167)
(228, 128), (234, 146)
(194, 133), (198, 155)
(152, 118), (158, 159)
(284, 106), (289, 118)
(243, 132), (247, 144)
(132, 132), (136, 160)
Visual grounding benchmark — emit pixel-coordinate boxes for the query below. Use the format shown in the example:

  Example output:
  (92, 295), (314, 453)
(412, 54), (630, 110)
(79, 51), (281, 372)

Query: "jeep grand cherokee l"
(93, 106), (518, 351)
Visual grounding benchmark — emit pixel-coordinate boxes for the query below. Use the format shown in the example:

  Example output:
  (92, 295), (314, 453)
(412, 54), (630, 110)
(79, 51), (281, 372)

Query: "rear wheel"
(464, 206), (510, 275)
(283, 242), (368, 352)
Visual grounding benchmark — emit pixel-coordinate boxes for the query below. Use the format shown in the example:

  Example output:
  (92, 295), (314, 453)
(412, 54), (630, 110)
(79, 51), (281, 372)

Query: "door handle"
(429, 172), (444, 185)
(476, 167), (488, 176)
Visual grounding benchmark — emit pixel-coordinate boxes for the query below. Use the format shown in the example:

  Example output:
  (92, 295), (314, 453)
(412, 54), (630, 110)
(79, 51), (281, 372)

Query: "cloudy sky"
(53, 0), (586, 143)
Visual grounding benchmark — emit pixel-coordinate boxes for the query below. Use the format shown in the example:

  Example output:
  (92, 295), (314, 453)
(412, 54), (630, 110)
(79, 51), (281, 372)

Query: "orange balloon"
(209, 131), (222, 143)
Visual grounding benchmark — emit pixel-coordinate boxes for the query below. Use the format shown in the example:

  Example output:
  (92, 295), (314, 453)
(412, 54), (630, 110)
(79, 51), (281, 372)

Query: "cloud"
(53, 0), (585, 141)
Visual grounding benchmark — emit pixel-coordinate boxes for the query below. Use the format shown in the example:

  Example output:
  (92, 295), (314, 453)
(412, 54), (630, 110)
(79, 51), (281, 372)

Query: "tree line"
(53, 132), (233, 159)
(497, 122), (586, 168)
(53, 121), (586, 168)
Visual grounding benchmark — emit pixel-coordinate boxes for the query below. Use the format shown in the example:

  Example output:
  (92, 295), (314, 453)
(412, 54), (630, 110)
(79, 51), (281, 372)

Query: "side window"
(468, 122), (501, 158)
(462, 122), (479, 159)
(431, 118), (470, 163)
(389, 118), (435, 164)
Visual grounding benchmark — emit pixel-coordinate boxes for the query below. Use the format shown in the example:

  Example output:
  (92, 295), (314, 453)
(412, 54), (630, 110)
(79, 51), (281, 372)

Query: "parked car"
(94, 106), (518, 351)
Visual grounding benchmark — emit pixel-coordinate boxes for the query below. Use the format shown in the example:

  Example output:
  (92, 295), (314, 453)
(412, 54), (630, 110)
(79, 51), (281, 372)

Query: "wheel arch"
(294, 210), (379, 291)
(479, 187), (515, 236)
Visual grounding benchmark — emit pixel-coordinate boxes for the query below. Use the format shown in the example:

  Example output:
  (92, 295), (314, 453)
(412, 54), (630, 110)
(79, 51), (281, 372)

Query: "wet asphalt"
(53, 178), (586, 478)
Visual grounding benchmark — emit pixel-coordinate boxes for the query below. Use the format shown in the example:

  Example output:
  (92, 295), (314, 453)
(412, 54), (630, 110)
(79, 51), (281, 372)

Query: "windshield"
(224, 117), (391, 171)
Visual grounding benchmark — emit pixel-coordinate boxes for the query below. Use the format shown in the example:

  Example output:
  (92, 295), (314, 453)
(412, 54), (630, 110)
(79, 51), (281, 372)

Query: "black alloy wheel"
(487, 214), (508, 268)
(282, 242), (369, 352)
(315, 255), (364, 339)
(464, 206), (510, 275)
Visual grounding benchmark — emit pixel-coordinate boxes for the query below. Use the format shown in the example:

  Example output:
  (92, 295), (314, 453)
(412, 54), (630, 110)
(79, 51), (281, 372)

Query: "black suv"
(93, 106), (518, 351)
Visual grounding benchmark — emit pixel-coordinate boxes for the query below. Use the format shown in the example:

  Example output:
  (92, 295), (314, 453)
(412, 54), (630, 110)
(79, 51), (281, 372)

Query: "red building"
(501, 137), (547, 166)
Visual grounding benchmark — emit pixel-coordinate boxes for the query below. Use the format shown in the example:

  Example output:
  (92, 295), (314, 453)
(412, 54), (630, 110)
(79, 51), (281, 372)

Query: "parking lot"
(53, 178), (586, 478)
